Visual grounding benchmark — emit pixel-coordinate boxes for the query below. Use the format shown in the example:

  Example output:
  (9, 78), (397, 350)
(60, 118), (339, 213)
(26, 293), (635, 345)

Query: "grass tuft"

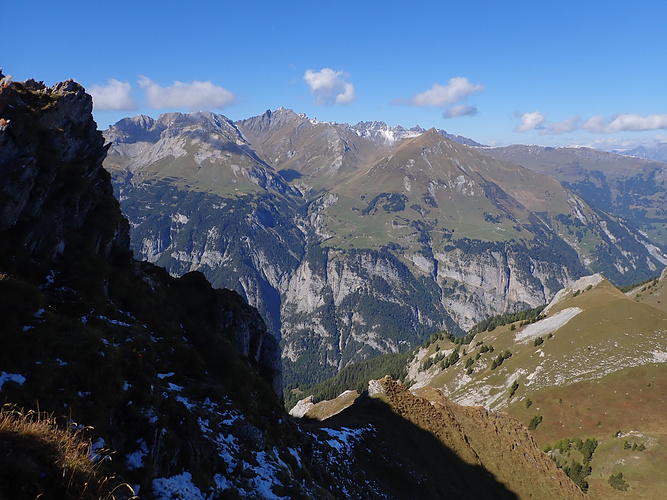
(0, 404), (135, 499)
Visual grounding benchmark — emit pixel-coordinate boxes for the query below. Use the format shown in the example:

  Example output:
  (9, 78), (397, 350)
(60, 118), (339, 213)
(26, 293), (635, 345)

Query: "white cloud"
(582, 113), (667, 134)
(514, 111), (545, 132)
(89, 79), (137, 111)
(582, 115), (609, 133)
(443, 104), (478, 118)
(540, 115), (581, 135)
(303, 68), (355, 105)
(606, 113), (667, 132)
(570, 136), (648, 152)
(406, 77), (485, 107)
(137, 77), (235, 111)
(335, 82), (355, 104)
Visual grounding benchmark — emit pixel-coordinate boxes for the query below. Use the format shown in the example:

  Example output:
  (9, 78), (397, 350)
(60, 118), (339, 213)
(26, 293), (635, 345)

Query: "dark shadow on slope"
(279, 168), (303, 182)
(258, 275), (282, 336)
(300, 395), (519, 500)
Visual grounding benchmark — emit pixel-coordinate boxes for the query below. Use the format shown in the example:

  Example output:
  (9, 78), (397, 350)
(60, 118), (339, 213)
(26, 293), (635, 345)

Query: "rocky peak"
(434, 128), (485, 148)
(104, 114), (165, 144)
(236, 107), (314, 145)
(0, 77), (296, 496)
(339, 120), (424, 146)
(0, 74), (130, 263)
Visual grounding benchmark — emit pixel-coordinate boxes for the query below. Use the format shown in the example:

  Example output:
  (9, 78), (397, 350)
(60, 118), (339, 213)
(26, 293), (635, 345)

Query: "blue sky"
(4, 0), (666, 149)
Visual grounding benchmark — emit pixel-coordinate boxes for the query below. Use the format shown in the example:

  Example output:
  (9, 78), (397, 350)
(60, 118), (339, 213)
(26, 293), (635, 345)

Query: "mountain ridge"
(291, 269), (667, 498)
(104, 107), (667, 387)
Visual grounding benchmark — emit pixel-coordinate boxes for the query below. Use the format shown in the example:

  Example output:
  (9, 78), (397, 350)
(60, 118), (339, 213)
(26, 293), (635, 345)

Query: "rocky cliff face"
(0, 77), (130, 262)
(0, 75), (308, 498)
(0, 76), (281, 391)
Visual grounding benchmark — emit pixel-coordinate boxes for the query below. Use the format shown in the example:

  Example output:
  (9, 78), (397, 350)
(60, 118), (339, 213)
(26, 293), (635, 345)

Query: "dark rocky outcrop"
(0, 73), (281, 394)
(0, 76), (129, 262)
(0, 74), (296, 497)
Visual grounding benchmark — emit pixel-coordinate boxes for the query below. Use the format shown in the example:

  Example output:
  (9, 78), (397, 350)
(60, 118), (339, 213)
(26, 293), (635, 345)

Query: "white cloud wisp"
(514, 111), (545, 132)
(138, 77), (235, 111)
(541, 115), (582, 135)
(443, 104), (478, 118)
(407, 77), (485, 107)
(89, 79), (137, 111)
(303, 68), (355, 105)
(583, 113), (667, 134)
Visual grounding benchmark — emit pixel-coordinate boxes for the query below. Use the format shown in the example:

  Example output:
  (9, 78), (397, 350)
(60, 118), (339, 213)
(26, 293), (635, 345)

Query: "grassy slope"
(504, 364), (667, 500)
(351, 377), (585, 499)
(292, 272), (667, 497)
(479, 145), (667, 247)
(630, 270), (667, 313)
(105, 149), (271, 198)
(410, 273), (667, 499)
(416, 277), (667, 409)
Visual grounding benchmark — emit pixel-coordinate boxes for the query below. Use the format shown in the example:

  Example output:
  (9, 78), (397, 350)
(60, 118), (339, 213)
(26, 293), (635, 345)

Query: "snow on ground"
(245, 451), (291, 500)
(287, 447), (302, 468)
(153, 471), (206, 500)
(514, 307), (582, 343)
(319, 426), (369, 452)
(0, 372), (26, 391)
(126, 439), (149, 470)
(544, 274), (603, 313)
(215, 433), (240, 471)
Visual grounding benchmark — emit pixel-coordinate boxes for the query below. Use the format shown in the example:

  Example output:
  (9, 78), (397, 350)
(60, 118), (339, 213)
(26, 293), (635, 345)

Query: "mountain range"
(0, 75), (612, 499)
(104, 107), (667, 388)
(4, 72), (667, 498)
(616, 143), (667, 163)
(479, 144), (667, 249)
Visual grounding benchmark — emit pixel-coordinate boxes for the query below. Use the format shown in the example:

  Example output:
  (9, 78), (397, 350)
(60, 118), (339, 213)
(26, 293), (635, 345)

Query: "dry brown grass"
(0, 405), (135, 499)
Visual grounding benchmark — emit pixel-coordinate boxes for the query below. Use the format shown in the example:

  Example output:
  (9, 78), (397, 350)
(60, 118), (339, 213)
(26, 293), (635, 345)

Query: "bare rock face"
(0, 74), (283, 394)
(289, 395), (315, 418)
(367, 378), (385, 397)
(0, 75), (295, 497)
(0, 75), (130, 262)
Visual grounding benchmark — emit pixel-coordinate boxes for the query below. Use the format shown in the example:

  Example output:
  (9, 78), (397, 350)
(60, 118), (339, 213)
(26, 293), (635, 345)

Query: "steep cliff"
(0, 77), (129, 263)
(0, 75), (316, 498)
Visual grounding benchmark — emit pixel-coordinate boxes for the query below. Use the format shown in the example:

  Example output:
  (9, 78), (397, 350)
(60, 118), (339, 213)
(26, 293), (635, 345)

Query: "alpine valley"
(104, 107), (667, 389)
